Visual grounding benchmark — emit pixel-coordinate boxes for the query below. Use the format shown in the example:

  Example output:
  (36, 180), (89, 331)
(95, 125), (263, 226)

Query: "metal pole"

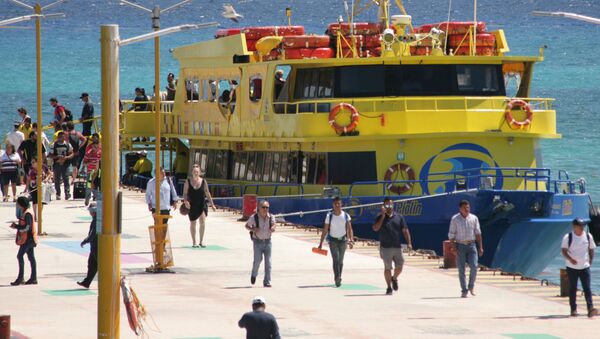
(34, 3), (44, 233)
(153, 6), (163, 266)
(98, 24), (121, 339)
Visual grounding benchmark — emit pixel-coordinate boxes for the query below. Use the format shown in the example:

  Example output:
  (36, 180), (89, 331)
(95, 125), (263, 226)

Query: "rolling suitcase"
(73, 180), (86, 199)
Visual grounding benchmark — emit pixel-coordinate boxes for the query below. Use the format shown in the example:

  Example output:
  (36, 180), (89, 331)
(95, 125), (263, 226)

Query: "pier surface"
(1, 190), (598, 338)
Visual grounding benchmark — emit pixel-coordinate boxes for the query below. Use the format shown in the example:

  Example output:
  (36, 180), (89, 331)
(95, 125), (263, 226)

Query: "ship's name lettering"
(395, 201), (422, 216)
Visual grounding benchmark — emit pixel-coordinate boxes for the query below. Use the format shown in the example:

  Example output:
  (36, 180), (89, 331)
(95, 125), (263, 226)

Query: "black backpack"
(64, 108), (73, 121)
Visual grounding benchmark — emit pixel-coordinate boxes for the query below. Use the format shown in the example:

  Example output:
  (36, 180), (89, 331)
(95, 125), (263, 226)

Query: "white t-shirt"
(6, 130), (25, 150)
(324, 211), (351, 239)
(561, 232), (597, 270)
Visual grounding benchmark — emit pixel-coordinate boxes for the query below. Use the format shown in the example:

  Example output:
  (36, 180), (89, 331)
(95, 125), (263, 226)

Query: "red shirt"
(83, 143), (102, 171)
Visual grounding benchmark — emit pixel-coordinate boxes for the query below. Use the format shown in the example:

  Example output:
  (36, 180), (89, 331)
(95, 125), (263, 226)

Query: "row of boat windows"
(292, 64), (506, 99)
(193, 149), (377, 185)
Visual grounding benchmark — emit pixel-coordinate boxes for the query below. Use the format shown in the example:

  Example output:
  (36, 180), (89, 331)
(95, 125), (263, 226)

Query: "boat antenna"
(344, 1), (350, 24)
(444, 0), (452, 55)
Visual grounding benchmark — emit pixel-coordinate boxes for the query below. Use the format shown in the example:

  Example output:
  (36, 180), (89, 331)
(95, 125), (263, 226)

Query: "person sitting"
(132, 150), (153, 178)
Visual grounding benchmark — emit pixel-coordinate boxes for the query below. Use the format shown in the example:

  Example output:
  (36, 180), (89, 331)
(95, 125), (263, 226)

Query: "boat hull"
(215, 190), (589, 277)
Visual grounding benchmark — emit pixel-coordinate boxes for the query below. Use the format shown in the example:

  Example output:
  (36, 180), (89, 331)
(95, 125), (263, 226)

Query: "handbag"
(180, 203), (190, 216)
(16, 231), (28, 246)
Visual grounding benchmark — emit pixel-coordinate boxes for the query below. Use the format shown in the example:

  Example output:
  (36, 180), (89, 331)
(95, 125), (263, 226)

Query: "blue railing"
(348, 167), (585, 197)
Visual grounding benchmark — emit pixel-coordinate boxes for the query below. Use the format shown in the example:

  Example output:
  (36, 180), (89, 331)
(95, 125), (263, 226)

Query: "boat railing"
(242, 183), (305, 196)
(348, 167), (584, 197)
(119, 100), (175, 134)
(273, 97), (554, 114)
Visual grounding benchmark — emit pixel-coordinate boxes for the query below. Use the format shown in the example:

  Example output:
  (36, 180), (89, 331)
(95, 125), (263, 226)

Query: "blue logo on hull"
(420, 143), (503, 194)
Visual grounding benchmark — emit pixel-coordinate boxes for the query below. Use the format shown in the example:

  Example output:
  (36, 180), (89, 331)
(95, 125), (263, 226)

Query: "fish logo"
(419, 143), (503, 194)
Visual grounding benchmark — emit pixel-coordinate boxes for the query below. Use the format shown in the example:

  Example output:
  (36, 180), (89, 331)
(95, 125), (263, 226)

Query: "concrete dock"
(1, 190), (598, 339)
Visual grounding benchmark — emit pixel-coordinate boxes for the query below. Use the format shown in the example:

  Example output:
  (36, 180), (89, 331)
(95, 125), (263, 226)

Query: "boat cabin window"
(295, 68), (335, 99)
(456, 65), (501, 95)
(337, 65), (384, 98)
(217, 79), (238, 115)
(185, 77), (200, 102)
(327, 152), (377, 184)
(249, 76), (263, 102)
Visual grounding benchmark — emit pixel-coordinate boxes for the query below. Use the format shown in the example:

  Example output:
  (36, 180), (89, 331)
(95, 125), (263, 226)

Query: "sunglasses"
(383, 204), (393, 209)
(261, 206), (269, 209)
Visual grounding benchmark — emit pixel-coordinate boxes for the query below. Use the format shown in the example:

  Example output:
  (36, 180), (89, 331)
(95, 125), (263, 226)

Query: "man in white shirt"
(561, 218), (597, 317)
(448, 200), (483, 298)
(318, 197), (354, 287)
(6, 122), (25, 150)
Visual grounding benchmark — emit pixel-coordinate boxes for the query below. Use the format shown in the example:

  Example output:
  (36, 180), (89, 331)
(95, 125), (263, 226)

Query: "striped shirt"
(448, 213), (481, 242)
(0, 152), (21, 172)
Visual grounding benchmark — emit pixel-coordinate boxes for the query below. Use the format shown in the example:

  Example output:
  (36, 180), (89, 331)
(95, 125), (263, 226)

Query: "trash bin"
(242, 194), (258, 220)
(443, 240), (457, 269)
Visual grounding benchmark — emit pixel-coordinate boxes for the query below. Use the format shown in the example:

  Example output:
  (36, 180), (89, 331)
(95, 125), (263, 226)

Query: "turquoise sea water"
(1, 1), (599, 289)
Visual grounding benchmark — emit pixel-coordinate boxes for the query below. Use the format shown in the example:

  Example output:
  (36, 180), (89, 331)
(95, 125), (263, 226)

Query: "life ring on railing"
(505, 99), (533, 129)
(384, 163), (416, 195)
(329, 103), (359, 134)
(383, 162), (416, 194)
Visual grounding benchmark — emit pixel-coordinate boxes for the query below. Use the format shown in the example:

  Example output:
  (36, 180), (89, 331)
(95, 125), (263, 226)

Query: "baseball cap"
(80, 92), (89, 99)
(572, 218), (586, 226)
(252, 296), (266, 305)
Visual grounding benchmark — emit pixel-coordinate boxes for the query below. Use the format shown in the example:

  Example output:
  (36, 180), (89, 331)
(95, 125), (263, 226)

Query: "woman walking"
(183, 164), (216, 248)
(1, 143), (22, 202)
(10, 196), (38, 285)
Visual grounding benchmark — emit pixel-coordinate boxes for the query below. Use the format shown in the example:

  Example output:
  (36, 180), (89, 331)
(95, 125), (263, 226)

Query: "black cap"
(80, 92), (89, 99)
(573, 218), (586, 226)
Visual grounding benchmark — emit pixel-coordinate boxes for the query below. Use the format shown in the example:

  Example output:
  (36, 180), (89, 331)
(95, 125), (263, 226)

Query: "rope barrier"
(273, 189), (478, 218)
(212, 193), (322, 201)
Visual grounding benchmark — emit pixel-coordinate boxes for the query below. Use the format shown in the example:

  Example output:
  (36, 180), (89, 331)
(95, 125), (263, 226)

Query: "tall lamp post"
(99, 21), (216, 338)
(7, 0), (66, 235)
(120, 1), (192, 263)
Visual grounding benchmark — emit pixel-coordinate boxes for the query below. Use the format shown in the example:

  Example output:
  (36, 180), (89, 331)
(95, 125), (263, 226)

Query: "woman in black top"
(183, 164), (216, 248)
(10, 196), (38, 285)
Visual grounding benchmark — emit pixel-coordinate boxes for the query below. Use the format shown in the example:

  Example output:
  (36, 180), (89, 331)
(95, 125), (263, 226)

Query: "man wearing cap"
(238, 296), (280, 339)
(133, 151), (153, 178)
(6, 122), (25, 150)
(561, 218), (597, 317)
(77, 203), (98, 288)
(80, 93), (94, 136)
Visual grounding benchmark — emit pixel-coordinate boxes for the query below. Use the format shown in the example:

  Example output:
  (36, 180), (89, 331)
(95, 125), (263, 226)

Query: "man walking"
(80, 92), (94, 136)
(318, 197), (354, 287)
(77, 203), (98, 288)
(49, 131), (74, 200)
(561, 218), (597, 317)
(238, 296), (280, 339)
(448, 200), (483, 298)
(372, 197), (413, 295)
(49, 97), (67, 126)
(245, 200), (276, 287)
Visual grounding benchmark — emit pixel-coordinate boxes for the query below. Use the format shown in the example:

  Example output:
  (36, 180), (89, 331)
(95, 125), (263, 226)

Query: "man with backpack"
(49, 97), (72, 126)
(65, 122), (86, 183)
(245, 200), (276, 287)
(561, 218), (597, 317)
(373, 197), (413, 295)
(318, 197), (354, 287)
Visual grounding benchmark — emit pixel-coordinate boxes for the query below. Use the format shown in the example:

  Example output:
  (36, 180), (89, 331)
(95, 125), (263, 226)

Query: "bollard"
(560, 268), (569, 297)
(0, 315), (10, 339)
(242, 194), (258, 220)
(443, 240), (457, 268)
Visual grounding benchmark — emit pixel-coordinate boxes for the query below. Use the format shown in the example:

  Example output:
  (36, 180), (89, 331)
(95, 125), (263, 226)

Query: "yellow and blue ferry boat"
(122, 1), (591, 277)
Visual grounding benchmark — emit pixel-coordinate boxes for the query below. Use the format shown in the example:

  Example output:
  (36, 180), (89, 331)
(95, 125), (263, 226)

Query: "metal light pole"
(120, 0), (192, 270)
(6, 0), (65, 234)
(98, 21), (216, 337)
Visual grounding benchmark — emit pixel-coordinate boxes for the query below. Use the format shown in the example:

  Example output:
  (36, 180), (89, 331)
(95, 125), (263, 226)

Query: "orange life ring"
(505, 99), (533, 129)
(384, 163), (416, 195)
(329, 103), (359, 134)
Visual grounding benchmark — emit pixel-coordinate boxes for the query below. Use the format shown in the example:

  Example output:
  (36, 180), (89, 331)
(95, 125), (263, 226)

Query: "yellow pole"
(98, 24), (121, 339)
(153, 6), (163, 268)
(34, 3), (44, 234)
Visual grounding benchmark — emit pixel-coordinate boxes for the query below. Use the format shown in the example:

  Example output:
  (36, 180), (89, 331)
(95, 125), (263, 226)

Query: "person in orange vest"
(10, 196), (38, 286)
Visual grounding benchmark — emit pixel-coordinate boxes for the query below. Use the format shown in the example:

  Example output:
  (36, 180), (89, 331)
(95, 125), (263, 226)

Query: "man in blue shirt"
(372, 197), (413, 295)
(238, 296), (280, 339)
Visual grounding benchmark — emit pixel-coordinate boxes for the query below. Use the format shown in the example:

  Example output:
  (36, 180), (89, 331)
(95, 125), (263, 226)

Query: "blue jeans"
(457, 243), (478, 293)
(329, 238), (347, 283)
(17, 241), (37, 281)
(567, 267), (594, 312)
(252, 239), (272, 284)
(53, 163), (70, 197)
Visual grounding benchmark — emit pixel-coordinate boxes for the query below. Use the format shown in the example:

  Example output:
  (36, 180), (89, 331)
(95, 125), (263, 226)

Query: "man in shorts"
(372, 197), (413, 295)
